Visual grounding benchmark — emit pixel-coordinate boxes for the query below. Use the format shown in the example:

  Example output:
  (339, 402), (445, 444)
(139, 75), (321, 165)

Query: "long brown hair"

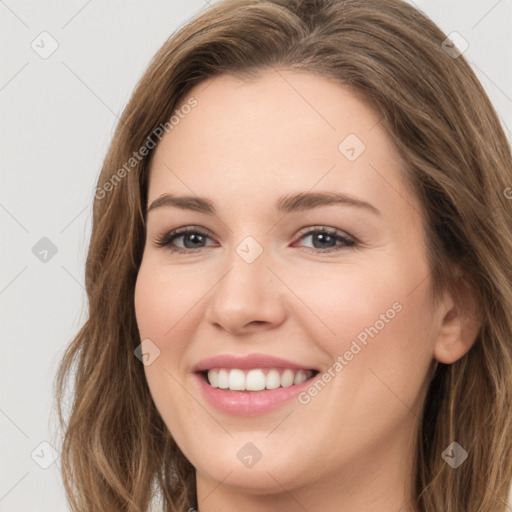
(53, 0), (512, 510)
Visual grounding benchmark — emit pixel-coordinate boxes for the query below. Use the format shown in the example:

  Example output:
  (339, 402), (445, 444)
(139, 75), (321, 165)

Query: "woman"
(54, 0), (512, 511)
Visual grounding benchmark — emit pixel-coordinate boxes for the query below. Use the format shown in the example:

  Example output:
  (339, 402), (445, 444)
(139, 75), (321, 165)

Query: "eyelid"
(153, 224), (357, 254)
(153, 225), (214, 249)
(294, 224), (353, 240)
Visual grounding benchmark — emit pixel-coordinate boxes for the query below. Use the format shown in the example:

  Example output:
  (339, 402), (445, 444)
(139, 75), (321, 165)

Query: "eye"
(153, 226), (356, 254)
(154, 226), (214, 254)
(293, 226), (356, 253)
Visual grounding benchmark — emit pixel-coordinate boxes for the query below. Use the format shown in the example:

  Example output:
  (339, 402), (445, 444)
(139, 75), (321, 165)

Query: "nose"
(203, 244), (287, 336)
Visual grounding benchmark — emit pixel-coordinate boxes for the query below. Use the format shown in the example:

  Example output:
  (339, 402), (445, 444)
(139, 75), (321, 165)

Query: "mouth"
(191, 353), (322, 414)
(196, 367), (321, 392)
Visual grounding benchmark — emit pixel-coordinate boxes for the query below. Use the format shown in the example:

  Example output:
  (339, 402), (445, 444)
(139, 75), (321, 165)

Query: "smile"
(203, 367), (317, 391)
(194, 368), (320, 416)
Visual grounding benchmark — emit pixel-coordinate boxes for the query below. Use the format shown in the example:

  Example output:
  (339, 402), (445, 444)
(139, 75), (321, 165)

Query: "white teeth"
(228, 369), (246, 390)
(294, 370), (309, 385)
(281, 369), (295, 387)
(266, 369), (281, 390)
(217, 369), (229, 389)
(208, 369), (219, 388)
(206, 368), (314, 391)
(245, 369), (266, 391)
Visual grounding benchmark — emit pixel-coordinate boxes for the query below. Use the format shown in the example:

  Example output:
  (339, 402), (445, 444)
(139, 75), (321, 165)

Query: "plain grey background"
(1, 1), (511, 510)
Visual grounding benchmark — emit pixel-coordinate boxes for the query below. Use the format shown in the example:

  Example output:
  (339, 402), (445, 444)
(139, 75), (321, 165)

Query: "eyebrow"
(146, 191), (381, 216)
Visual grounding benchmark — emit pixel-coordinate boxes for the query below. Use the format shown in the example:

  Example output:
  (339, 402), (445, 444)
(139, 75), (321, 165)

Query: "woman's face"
(134, 70), (451, 508)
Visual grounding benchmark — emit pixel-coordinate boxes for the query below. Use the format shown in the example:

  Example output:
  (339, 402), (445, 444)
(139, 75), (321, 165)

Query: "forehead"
(147, 69), (417, 220)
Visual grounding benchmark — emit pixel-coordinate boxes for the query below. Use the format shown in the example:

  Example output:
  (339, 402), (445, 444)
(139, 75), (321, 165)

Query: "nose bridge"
(219, 233), (271, 299)
(204, 232), (287, 333)
(234, 234), (266, 266)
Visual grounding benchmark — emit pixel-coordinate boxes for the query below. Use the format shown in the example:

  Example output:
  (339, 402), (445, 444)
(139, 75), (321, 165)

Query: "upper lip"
(192, 353), (319, 372)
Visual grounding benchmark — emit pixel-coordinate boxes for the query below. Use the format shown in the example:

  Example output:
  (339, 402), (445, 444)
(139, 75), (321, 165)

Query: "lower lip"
(194, 372), (317, 416)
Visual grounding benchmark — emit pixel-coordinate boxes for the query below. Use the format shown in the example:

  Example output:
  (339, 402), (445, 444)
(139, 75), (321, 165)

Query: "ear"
(433, 281), (482, 364)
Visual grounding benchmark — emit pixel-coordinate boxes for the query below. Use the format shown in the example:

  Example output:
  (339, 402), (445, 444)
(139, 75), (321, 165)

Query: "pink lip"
(192, 353), (317, 372)
(193, 372), (317, 416)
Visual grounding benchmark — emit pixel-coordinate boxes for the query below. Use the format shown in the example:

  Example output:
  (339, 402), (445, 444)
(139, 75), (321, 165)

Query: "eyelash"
(153, 226), (356, 255)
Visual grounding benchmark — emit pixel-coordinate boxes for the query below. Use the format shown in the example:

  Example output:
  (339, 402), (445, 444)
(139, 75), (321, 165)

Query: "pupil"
(185, 233), (204, 248)
(314, 233), (333, 248)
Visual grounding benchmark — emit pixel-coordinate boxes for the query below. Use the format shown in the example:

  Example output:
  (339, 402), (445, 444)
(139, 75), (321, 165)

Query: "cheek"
(292, 262), (435, 455)
(294, 260), (419, 337)
(134, 261), (199, 341)
(297, 257), (435, 381)
(134, 260), (204, 410)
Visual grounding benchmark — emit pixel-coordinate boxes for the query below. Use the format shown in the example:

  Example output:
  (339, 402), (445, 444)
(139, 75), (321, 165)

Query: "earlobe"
(433, 289), (482, 365)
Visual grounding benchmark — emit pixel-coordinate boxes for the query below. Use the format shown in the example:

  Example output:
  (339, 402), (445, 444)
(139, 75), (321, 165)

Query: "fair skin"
(134, 69), (479, 512)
